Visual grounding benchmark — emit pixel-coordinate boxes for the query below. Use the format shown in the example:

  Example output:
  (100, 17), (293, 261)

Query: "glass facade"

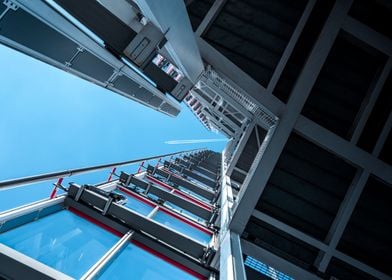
(99, 242), (198, 280)
(152, 210), (211, 245)
(0, 210), (119, 278)
(0, 151), (218, 279)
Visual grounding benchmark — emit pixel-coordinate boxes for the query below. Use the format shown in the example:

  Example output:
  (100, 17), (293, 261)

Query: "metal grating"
(201, 66), (278, 127)
(244, 256), (294, 280)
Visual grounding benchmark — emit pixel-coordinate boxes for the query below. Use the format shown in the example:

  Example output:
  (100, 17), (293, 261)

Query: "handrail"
(0, 148), (204, 189)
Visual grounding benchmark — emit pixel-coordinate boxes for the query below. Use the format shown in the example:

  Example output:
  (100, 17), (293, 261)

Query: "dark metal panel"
(54, 0), (137, 53)
(160, 102), (180, 116)
(337, 176), (392, 276)
(183, 169), (216, 188)
(185, 0), (214, 31)
(148, 185), (212, 220)
(243, 217), (319, 271)
(0, 3), (7, 15)
(120, 173), (212, 220)
(257, 133), (357, 240)
(193, 165), (217, 180)
(170, 163), (216, 188)
(273, 0), (336, 102)
(156, 169), (215, 200)
(379, 128), (392, 165)
(148, 95), (162, 107)
(71, 51), (114, 82)
(0, 8), (77, 63)
(143, 61), (178, 93)
(203, 0), (308, 87)
(302, 32), (387, 140)
(358, 72), (392, 152)
(349, 0), (392, 39)
(113, 75), (154, 103)
(326, 257), (378, 280)
(236, 128), (258, 173)
(0, 252), (58, 280)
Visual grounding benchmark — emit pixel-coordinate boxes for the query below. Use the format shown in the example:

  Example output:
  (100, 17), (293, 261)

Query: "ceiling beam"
(229, 0), (354, 234)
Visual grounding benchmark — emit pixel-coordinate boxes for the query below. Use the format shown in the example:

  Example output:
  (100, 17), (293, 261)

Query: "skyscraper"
(0, 0), (391, 279)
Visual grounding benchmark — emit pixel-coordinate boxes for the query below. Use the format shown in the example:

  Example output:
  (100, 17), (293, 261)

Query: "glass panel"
(0, 210), (119, 278)
(99, 242), (198, 280)
(152, 210), (211, 245)
(119, 192), (154, 216)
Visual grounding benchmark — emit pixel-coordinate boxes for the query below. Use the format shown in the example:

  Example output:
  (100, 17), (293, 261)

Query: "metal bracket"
(0, 220), (5, 231)
(34, 208), (42, 221)
(102, 197), (113, 215)
(144, 182), (152, 195)
(3, 0), (18, 10)
(201, 247), (215, 266)
(125, 174), (133, 186)
(64, 46), (84, 68)
(0, 0), (18, 21)
(75, 185), (85, 202)
(166, 173), (172, 182)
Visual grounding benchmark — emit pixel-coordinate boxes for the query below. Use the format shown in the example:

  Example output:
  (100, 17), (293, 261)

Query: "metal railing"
(0, 148), (204, 189)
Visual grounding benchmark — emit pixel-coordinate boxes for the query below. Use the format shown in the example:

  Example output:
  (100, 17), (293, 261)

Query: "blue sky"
(0, 44), (227, 209)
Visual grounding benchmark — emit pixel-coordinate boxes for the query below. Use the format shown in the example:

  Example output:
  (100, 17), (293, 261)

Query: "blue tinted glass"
(99, 243), (197, 280)
(120, 192), (154, 216)
(152, 210), (211, 245)
(0, 210), (119, 278)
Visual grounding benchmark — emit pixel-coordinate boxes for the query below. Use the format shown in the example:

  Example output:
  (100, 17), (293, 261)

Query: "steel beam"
(6, 0), (181, 115)
(342, 16), (392, 56)
(373, 111), (392, 157)
(197, 37), (284, 117)
(266, 0), (317, 96)
(195, 0), (227, 37)
(227, 121), (256, 176)
(350, 58), (392, 144)
(252, 210), (329, 252)
(230, 0), (353, 234)
(135, 0), (204, 82)
(314, 170), (369, 272)
(295, 116), (392, 184)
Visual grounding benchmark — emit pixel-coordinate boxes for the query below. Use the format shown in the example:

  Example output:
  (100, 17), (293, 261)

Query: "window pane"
(152, 210), (211, 245)
(0, 210), (119, 278)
